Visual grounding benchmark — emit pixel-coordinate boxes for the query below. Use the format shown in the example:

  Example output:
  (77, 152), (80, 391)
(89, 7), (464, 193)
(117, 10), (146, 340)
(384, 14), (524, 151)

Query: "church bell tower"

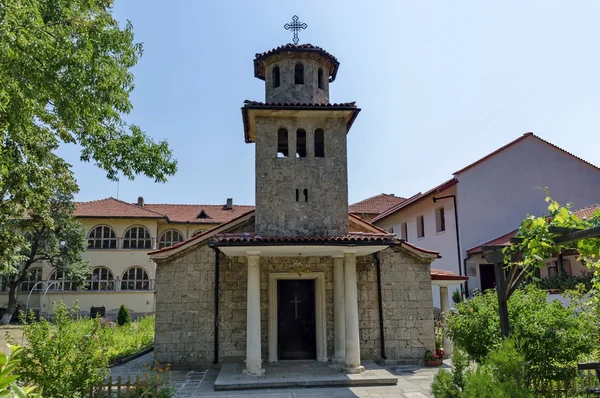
(242, 20), (360, 237)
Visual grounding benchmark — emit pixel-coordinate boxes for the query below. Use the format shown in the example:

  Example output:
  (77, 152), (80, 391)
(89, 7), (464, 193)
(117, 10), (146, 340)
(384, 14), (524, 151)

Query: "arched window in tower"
(294, 63), (304, 84)
(296, 129), (306, 157)
(314, 128), (325, 157)
(272, 66), (280, 88)
(318, 68), (324, 90)
(277, 128), (289, 157)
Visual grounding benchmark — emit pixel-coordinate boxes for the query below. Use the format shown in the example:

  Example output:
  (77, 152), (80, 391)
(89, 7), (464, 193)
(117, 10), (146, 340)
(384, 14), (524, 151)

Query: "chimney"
(137, 196), (144, 207)
(225, 198), (233, 210)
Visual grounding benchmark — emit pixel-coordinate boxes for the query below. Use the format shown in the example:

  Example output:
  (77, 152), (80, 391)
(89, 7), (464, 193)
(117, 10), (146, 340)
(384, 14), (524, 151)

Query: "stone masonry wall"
(154, 245), (215, 365)
(255, 115), (349, 237)
(264, 55), (331, 104)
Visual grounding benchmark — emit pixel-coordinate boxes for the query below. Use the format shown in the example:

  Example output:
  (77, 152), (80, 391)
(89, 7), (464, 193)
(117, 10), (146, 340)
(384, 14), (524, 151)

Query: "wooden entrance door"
(277, 279), (316, 360)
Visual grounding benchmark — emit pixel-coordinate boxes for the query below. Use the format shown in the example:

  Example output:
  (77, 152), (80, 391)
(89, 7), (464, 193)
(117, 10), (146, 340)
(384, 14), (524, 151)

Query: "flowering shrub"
(445, 286), (597, 382)
(0, 345), (42, 397)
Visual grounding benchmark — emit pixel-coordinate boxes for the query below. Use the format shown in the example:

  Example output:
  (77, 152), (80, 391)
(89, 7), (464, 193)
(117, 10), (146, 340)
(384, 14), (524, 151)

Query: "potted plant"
(435, 337), (444, 358)
(425, 350), (443, 366)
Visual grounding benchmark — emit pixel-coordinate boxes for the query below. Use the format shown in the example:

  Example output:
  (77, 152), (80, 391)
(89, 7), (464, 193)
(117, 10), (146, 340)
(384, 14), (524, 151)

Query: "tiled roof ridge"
(215, 231), (394, 238)
(454, 132), (600, 175)
(243, 100), (357, 108)
(350, 193), (404, 205)
(144, 203), (254, 208)
(573, 203), (600, 213)
(76, 197), (165, 218)
(254, 43), (338, 61)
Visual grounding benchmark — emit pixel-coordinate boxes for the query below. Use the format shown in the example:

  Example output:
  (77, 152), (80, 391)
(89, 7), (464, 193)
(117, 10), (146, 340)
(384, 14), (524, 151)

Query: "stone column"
(439, 286), (453, 357)
(244, 252), (264, 376)
(343, 251), (364, 373)
(333, 256), (345, 363)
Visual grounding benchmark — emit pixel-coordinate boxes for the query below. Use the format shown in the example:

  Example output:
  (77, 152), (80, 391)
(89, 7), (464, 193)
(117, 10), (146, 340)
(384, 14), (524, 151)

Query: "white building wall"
(457, 136), (600, 292)
(374, 185), (463, 308)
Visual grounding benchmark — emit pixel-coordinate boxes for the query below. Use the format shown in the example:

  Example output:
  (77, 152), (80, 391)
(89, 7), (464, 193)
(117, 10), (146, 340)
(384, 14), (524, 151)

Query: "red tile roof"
(431, 269), (469, 281)
(212, 231), (396, 245)
(454, 132), (600, 175)
(466, 204), (600, 255)
(143, 204), (254, 224)
(243, 100), (357, 108)
(74, 198), (254, 224)
(349, 194), (406, 215)
(254, 44), (340, 81)
(74, 198), (165, 219)
(371, 179), (458, 223)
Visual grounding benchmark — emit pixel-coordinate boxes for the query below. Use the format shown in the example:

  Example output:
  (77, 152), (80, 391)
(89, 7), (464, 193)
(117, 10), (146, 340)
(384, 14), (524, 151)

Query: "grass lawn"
(0, 325), (25, 354)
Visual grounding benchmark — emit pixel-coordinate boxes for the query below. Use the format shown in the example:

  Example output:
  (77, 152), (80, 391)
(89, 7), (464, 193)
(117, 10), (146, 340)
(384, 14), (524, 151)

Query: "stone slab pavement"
(109, 353), (447, 397)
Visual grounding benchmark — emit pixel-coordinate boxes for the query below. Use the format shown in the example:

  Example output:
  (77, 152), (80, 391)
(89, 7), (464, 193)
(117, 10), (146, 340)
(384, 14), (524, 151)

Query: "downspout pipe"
(374, 252), (387, 360)
(432, 194), (469, 296)
(212, 247), (221, 365)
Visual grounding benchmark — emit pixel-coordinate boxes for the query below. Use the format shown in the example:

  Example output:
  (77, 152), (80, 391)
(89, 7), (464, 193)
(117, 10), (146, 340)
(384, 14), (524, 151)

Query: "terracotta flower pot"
(426, 359), (443, 367)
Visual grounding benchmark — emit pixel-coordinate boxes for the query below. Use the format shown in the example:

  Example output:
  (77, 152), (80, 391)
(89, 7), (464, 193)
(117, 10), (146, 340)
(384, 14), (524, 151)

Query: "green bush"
(117, 304), (131, 326)
(537, 272), (593, 292)
(0, 345), (42, 397)
(445, 286), (597, 382)
(452, 289), (463, 304)
(432, 348), (469, 398)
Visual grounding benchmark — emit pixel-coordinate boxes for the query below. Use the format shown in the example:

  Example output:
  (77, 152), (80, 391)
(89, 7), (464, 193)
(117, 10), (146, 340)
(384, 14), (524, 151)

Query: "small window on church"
(296, 189), (299, 202)
(277, 128), (289, 157)
(272, 66), (280, 88)
(295, 63), (304, 84)
(296, 129), (306, 157)
(303, 189), (308, 202)
(318, 68), (324, 89)
(314, 128), (324, 157)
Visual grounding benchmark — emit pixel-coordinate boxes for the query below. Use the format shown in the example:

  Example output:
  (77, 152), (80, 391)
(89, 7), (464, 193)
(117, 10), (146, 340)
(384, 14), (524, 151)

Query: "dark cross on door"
(284, 15), (307, 45)
(290, 294), (302, 319)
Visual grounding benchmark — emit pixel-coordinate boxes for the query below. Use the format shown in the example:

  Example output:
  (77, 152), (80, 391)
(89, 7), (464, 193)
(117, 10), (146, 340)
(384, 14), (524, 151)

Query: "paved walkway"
(109, 353), (444, 397)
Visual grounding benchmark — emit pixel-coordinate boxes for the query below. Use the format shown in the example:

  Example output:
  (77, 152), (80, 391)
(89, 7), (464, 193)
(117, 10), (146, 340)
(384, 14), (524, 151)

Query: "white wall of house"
(456, 136), (600, 281)
(374, 185), (462, 308)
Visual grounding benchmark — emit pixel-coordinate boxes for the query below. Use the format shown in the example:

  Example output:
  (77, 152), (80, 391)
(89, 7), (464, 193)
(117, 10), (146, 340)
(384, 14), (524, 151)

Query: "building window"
(192, 230), (206, 237)
(318, 68), (324, 89)
(314, 128), (324, 157)
(123, 226), (152, 249)
(49, 270), (77, 291)
(294, 63), (304, 84)
(89, 267), (115, 291)
(158, 229), (184, 249)
(87, 225), (117, 249)
(277, 128), (289, 157)
(401, 222), (408, 241)
(303, 189), (308, 202)
(296, 129), (306, 157)
(272, 66), (280, 88)
(121, 267), (150, 291)
(417, 215), (425, 239)
(435, 207), (446, 233)
(21, 268), (42, 292)
(386, 227), (394, 234)
(546, 260), (572, 276)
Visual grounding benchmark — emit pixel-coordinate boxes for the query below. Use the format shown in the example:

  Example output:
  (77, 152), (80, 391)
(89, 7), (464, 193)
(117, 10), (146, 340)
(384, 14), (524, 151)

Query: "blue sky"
(64, 0), (600, 206)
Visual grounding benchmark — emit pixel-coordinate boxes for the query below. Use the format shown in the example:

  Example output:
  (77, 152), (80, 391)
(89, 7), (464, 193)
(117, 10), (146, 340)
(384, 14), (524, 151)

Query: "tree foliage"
(117, 304), (130, 326)
(0, 0), (177, 269)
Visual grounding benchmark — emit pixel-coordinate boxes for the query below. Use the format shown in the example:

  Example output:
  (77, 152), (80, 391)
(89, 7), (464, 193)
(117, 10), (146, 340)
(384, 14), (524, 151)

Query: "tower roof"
(254, 44), (340, 82)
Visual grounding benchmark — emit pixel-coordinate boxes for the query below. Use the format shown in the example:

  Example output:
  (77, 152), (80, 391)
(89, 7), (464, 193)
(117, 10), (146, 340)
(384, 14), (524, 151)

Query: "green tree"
(117, 304), (130, 326)
(0, 191), (89, 324)
(0, 0), (177, 269)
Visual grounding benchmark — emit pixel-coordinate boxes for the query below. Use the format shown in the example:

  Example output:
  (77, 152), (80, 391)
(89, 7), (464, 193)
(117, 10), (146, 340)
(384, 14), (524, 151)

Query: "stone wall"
(154, 245), (215, 365)
(255, 115), (349, 237)
(263, 55), (331, 104)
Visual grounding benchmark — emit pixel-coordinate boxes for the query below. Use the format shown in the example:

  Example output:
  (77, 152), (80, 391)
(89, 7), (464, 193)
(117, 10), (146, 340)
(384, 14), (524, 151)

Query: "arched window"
(314, 128), (325, 157)
(123, 226), (152, 249)
(318, 68), (324, 90)
(158, 229), (184, 249)
(49, 270), (77, 291)
(89, 266), (114, 291)
(294, 63), (304, 84)
(272, 66), (280, 88)
(121, 267), (150, 291)
(88, 225), (117, 249)
(192, 229), (206, 237)
(277, 128), (289, 158)
(296, 129), (306, 157)
(21, 268), (42, 292)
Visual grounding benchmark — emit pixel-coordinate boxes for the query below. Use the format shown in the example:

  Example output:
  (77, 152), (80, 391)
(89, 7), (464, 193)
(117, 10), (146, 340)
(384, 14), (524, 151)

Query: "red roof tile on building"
(243, 100), (357, 108)
(371, 179), (458, 223)
(431, 269), (469, 281)
(454, 132), (600, 175)
(211, 231), (396, 245)
(573, 204), (600, 220)
(253, 44), (340, 81)
(143, 203), (255, 224)
(349, 194), (407, 215)
(74, 198), (165, 219)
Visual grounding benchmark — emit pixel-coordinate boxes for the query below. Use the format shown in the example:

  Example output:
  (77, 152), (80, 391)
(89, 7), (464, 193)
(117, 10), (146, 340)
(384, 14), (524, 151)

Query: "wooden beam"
(549, 226), (582, 234)
(553, 226), (600, 244)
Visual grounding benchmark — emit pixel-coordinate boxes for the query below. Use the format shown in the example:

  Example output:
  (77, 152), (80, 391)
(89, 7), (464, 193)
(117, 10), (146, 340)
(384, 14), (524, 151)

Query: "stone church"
(150, 42), (440, 374)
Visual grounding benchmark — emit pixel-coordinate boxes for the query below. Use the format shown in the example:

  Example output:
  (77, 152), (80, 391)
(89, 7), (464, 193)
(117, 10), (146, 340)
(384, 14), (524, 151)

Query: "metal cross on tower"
(284, 15), (307, 45)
